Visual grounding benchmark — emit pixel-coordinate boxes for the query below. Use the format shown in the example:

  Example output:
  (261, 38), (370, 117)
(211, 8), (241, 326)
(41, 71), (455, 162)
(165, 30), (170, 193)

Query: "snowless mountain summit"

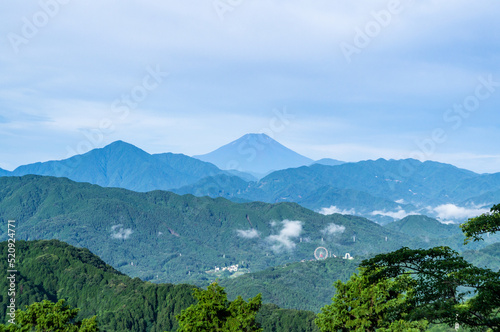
(193, 133), (314, 176)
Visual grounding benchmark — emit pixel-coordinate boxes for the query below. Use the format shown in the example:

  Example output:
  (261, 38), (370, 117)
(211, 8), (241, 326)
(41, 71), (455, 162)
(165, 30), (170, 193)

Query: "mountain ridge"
(6, 140), (231, 192)
(384, 215), (462, 240)
(175, 158), (498, 223)
(0, 174), (421, 285)
(2, 139), (500, 224)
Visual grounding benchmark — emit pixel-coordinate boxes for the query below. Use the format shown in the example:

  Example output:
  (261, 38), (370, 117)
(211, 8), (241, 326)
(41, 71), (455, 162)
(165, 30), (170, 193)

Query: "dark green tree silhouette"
(461, 203), (500, 243)
(360, 204), (500, 331)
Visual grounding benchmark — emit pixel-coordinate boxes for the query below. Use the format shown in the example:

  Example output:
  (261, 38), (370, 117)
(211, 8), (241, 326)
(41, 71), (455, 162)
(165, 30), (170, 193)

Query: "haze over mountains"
(1, 134), (500, 224)
(194, 133), (315, 177)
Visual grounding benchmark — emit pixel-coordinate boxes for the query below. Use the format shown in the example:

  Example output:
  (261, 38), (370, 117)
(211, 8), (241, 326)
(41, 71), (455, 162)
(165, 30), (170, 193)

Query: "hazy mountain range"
(0, 175), (424, 285)
(1, 134), (499, 224)
(4, 140), (226, 192)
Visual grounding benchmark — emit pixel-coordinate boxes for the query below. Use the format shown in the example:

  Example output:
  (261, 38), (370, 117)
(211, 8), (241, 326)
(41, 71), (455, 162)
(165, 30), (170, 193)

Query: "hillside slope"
(0, 240), (196, 331)
(0, 240), (320, 332)
(221, 256), (359, 313)
(0, 175), (416, 284)
(384, 215), (462, 240)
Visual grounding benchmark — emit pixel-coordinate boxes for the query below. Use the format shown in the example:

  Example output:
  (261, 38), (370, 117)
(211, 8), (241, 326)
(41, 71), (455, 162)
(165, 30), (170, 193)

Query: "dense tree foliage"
(0, 299), (98, 331)
(360, 204), (500, 331)
(256, 304), (320, 332)
(462, 204), (500, 243)
(315, 268), (428, 331)
(361, 247), (500, 330)
(176, 282), (262, 331)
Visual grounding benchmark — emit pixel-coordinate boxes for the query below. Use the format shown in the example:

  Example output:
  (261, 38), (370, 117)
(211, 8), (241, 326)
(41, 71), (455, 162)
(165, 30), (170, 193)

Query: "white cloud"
(321, 223), (346, 235)
(111, 224), (133, 240)
(431, 204), (489, 221)
(236, 229), (260, 239)
(440, 220), (456, 225)
(266, 220), (303, 252)
(319, 205), (356, 215)
(371, 208), (417, 220)
(395, 199), (406, 204)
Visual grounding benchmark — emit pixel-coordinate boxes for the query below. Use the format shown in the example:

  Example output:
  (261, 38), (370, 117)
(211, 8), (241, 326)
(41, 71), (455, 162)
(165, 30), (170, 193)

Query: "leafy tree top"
(176, 282), (262, 332)
(315, 267), (428, 332)
(0, 299), (98, 332)
(461, 203), (500, 243)
(360, 203), (500, 331)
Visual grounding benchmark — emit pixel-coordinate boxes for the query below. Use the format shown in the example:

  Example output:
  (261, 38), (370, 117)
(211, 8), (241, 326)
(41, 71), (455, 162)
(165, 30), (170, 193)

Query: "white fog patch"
(321, 223), (346, 235)
(236, 229), (260, 239)
(431, 204), (489, 220)
(319, 206), (356, 215)
(371, 208), (417, 220)
(395, 199), (406, 204)
(111, 224), (133, 240)
(267, 220), (303, 252)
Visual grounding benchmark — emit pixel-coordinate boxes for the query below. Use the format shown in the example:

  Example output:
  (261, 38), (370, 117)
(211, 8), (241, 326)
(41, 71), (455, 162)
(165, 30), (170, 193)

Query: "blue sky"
(1, 1), (499, 173)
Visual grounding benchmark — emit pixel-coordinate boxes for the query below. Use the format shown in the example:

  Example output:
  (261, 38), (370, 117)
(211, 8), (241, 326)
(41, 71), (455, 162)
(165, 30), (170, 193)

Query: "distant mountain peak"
(7, 140), (230, 192)
(193, 133), (313, 176)
(242, 133), (270, 138)
(228, 133), (273, 146)
(101, 140), (142, 151)
(313, 158), (345, 167)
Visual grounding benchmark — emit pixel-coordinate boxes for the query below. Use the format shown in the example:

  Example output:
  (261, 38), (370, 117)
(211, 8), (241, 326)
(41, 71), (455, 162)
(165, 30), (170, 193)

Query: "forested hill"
(0, 240), (320, 332)
(221, 256), (360, 312)
(0, 175), (418, 284)
(0, 240), (196, 331)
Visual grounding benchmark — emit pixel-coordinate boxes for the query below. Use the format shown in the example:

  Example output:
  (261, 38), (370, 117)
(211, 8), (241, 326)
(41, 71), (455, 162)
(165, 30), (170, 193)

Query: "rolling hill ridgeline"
(0, 175), (420, 285)
(2, 138), (500, 225)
